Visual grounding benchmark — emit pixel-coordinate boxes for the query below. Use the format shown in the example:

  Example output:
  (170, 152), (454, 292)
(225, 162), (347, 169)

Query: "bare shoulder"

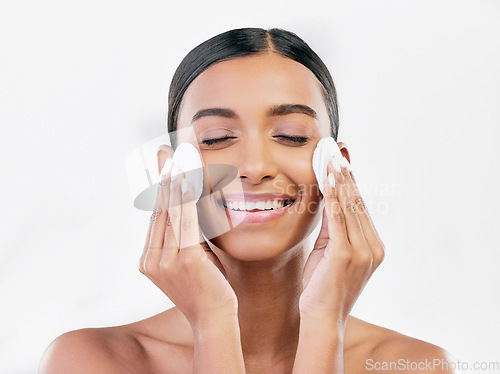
(346, 316), (459, 374)
(39, 308), (193, 374)
(38, 327), (144, 374)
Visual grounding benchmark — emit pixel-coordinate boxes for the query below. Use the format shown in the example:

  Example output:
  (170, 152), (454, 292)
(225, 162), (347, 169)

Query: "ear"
(157, 144), (174, 175)
(336, 142), (351, 163)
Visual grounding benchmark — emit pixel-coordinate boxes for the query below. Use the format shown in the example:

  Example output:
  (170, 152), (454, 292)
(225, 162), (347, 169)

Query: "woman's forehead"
(177, 53), (330, 130)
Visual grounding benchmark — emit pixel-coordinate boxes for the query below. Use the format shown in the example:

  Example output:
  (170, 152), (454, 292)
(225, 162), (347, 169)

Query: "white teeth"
(224, 199), (293, 211)
(272, 199), (284, 209)
(256, 201), (266, 210)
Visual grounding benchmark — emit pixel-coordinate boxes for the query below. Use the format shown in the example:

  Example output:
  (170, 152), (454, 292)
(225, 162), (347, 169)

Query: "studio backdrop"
(0, 1), (499, 373)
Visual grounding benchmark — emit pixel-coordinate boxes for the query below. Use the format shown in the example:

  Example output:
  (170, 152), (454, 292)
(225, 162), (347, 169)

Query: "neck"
(220, 244), (307, 365)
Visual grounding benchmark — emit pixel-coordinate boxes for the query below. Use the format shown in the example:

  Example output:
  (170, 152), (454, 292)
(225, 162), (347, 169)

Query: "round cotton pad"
(312, 137), (342, 195)
(171, 142), (204, 202)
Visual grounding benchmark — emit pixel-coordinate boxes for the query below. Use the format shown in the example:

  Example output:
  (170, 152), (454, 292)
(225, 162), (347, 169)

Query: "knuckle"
(139, 260), (153, 275)
(354, 195), (367, 212)
(158, 178), (170, 189)
(181, 217), (195, 231)
(344, 201), (357, 215)
(356, 250), (373, 268)
(150, 211), (160, 223)
(336, 172), (345, 184)
(138, 254), (149, 274)
(138, 261), (146, 274)
(335, 247), (352, 263)
(373, 242), (386, 264)
(166, 212), (177, 227)
(169, 210), (179, 222)
(150, 209), (166, 223)
(159, 259), (173, 272)
(379, 241), (386, 253)
(332, 206), (345, 223)
(178, 254), (196, 268)
(325, 188), (336, 200)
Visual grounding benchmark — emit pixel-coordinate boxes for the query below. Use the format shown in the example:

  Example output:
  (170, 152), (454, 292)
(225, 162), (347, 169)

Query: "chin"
(208, 230), (302, 262)
(207, 214), (324, 263)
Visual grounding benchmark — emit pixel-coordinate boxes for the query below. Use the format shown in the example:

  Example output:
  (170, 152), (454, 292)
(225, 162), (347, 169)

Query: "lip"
(217, 192), (297, 224)
(219, 193), (295, 203)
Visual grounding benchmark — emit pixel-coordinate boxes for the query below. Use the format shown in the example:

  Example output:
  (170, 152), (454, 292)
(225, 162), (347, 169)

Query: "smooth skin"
(39, 53), (457, 374)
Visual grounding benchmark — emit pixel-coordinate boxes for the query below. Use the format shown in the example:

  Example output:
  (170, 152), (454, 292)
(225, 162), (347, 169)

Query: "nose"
(236, 135), (279, 184)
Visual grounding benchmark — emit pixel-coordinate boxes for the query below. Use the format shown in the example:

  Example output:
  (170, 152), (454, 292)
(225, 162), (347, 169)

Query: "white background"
(1, 0), (499, 373)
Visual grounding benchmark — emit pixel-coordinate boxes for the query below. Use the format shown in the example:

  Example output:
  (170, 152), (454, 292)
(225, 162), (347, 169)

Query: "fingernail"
(181, 178), (189, 194)
(331, 154), (342, 173)
(328, 172), (335, 187)
(340, 156), (351, 171)
(161, 158), (173, 176)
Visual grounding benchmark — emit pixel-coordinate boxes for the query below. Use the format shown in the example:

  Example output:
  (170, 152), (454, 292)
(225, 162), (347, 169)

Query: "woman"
(40, 27), (456, 374)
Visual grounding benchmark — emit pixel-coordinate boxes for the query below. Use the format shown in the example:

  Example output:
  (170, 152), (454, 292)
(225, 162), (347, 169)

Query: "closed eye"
(274, 135), (309, 144)
(201, 135), (310, 146)
(201, 136), (237, 145)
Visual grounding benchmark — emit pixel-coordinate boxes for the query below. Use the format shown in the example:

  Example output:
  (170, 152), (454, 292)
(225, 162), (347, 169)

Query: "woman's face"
(176, 52), (331, 261)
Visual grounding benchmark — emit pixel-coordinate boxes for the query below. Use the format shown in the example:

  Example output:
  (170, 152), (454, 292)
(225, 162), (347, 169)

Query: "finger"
(149, 159), (173, 249)
(140, 159), (173, 273)
(341, 157), (381, 243)
(328, 155), (366, 248)
(156, 145), (174, 213)
(179, 178), (204, 250)
(322, 174), (348, 249)
(341, 158), (385, 268)
(139, 209), (159, 273)
(164, 164), (183, 254)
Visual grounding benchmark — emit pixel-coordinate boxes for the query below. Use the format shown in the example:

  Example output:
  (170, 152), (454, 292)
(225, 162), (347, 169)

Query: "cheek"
(199, 150), (219, 165)
(280, 156), (319, 199)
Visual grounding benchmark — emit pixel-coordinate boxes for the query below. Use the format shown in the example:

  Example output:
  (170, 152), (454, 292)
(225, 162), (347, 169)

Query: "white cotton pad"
(171, 142), (204, 202)
(312, 137), (342, 195)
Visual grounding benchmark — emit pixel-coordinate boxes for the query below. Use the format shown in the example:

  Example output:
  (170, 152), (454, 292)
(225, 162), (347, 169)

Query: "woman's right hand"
(139, 145), (238, 329)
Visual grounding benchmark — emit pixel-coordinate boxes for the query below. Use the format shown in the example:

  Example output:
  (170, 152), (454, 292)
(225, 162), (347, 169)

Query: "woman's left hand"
(299, 155), (385, 327)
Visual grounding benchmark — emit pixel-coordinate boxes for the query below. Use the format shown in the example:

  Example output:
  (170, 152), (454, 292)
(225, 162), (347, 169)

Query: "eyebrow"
(191, 104), (317, 124)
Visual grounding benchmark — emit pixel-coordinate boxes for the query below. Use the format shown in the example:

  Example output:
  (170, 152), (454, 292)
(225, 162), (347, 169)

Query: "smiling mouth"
(220, 198), (296, 212)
